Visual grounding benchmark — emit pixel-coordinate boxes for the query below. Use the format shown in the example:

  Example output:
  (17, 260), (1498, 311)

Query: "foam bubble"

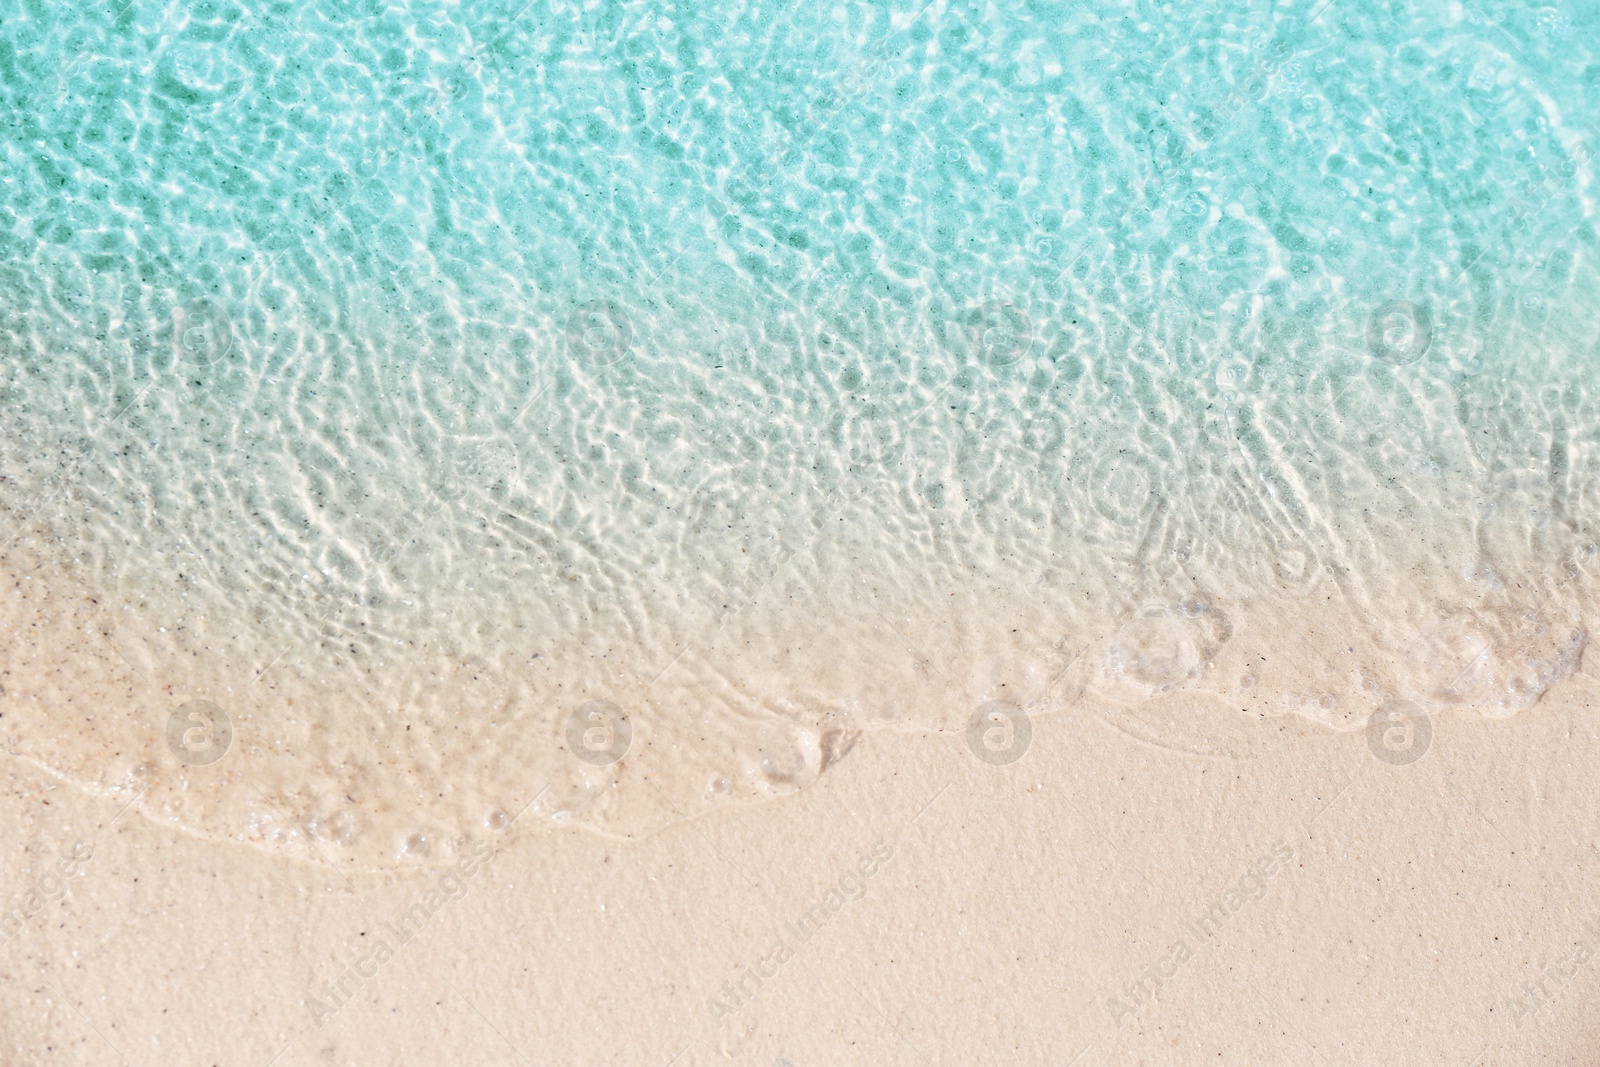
(1107, 600), (1232, 690)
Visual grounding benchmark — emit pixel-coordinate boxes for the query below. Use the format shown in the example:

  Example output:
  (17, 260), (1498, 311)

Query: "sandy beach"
(3, 648), (1597, 1065)
(5, 0), (1600, 1062)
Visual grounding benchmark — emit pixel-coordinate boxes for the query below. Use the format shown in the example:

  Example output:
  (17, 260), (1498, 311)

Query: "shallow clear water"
(1, 0), (1597, 866)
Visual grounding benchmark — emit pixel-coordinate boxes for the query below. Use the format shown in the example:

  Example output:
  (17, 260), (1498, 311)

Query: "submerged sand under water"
(1, 300), (1594, 867)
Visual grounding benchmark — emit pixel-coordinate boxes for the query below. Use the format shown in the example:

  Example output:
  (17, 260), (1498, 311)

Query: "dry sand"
(2, 653), (1598, 1066)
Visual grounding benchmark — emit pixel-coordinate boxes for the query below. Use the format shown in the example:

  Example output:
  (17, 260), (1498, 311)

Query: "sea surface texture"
(1, 0), (1597, 866)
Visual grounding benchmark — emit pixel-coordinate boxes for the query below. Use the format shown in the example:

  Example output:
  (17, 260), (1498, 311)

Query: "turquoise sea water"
(1, 0), (1597, 865)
